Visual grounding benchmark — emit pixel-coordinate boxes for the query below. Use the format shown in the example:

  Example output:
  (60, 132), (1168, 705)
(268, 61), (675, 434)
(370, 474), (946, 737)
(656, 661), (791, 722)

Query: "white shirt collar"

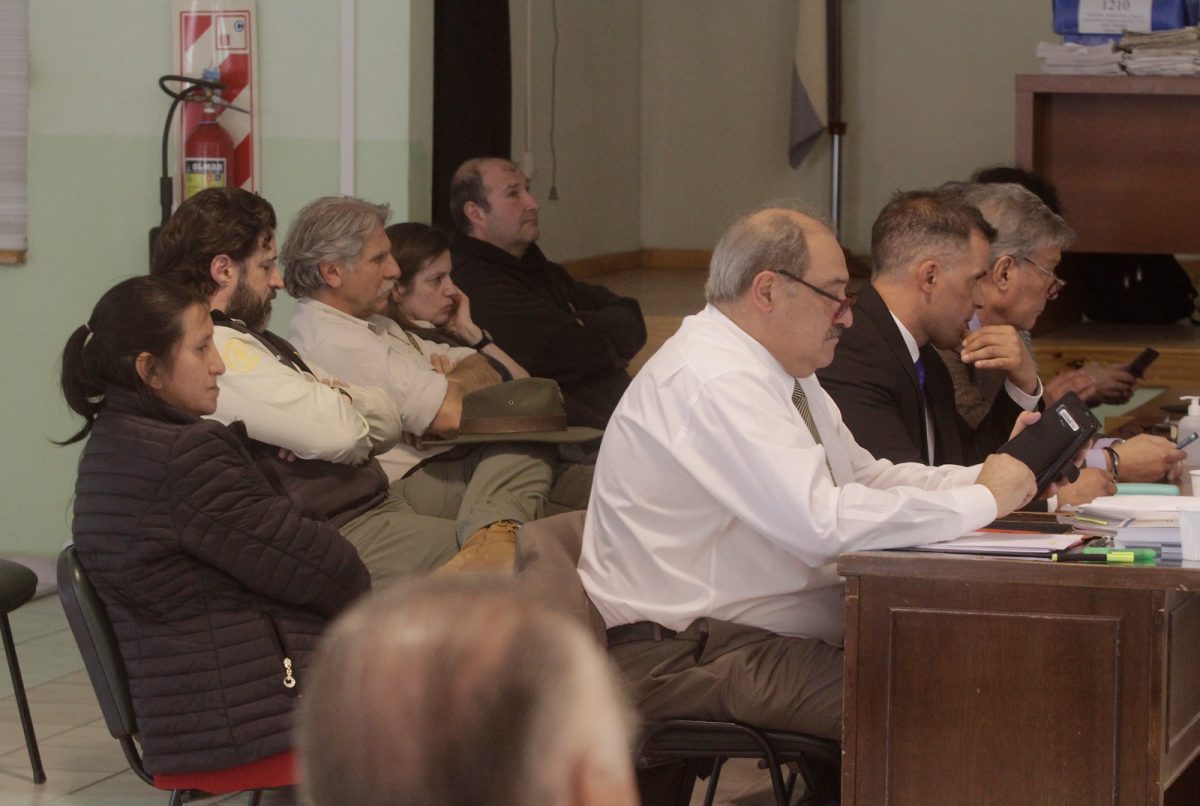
(298, 297), (387, 336)
(703, 304), (802, 385)
(889, 311), (921, 363)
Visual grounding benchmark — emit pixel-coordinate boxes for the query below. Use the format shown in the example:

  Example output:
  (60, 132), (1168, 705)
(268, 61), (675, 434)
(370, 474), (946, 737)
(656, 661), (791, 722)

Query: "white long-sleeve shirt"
(210, 323), (401, 464)
(578, 305), (997, 646)
(287, 298), (477, 480)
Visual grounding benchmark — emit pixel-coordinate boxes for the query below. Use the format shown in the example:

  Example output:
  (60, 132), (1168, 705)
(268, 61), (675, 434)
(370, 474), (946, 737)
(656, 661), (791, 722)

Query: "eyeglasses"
(772, 270), (857, 321)
(1014, 255), (1066, 300)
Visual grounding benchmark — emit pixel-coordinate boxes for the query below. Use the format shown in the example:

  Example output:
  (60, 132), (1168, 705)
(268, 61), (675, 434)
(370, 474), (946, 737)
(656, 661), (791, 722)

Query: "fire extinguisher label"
(184, 157), (228, 198)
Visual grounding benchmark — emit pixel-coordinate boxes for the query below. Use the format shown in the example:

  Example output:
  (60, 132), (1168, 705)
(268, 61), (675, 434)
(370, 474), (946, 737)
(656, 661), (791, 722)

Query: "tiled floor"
(1, 591), (792, 806)
(0, 592), (292, 805)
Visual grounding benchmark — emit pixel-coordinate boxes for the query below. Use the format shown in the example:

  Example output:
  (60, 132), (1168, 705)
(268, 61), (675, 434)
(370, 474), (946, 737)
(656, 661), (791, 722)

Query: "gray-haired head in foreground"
(706, 207), (821, 304)
(297, 577), (637, 806)
(281, 196), (391, 299)
(870, 188), (998, 279)
(941, 181), (1074, 264)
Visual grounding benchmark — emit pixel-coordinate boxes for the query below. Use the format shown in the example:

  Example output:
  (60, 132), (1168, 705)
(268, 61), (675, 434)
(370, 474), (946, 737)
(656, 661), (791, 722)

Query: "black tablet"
(996, 392), (1100, 495)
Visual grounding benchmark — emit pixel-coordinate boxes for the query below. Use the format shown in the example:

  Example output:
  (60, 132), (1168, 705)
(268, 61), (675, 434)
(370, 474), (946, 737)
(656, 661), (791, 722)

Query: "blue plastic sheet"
(1052, 0), (1198, 34)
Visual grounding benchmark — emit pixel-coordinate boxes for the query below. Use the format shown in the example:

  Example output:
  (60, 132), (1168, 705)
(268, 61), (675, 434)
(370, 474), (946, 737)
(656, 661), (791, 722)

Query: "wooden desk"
(840, 551), (1200, 805)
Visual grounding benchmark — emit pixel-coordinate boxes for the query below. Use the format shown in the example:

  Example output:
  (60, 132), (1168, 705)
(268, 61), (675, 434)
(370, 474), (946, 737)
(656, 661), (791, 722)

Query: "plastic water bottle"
(1178, 396), (1200, 469)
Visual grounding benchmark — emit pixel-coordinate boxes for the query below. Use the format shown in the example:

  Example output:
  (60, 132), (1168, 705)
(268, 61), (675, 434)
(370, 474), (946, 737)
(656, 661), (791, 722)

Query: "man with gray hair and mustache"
(285, 196), (556, 573)
(578, 206), (1040, 753)
(937, 180), (1184, 490)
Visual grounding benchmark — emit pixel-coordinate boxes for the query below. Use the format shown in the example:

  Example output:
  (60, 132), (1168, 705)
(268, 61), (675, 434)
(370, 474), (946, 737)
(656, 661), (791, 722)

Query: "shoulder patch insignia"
(220, 338), (260, 373)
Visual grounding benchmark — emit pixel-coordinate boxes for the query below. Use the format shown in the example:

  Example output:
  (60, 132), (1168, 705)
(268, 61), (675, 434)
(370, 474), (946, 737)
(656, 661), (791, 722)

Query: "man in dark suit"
(818, 188), (1042, 467)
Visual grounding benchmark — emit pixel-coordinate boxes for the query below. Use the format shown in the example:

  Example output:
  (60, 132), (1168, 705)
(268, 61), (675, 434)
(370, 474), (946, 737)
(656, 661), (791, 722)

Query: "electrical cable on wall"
(547, 0), (559, 200)
(522, 0), (560, 200)
(523, 0), (534, 178)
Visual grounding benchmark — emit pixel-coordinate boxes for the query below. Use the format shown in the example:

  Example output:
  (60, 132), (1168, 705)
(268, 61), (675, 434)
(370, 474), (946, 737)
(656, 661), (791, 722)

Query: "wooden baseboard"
(561, 250), (643, 279)
(562, 248), (712, 279)
(640, 248), (712, 270)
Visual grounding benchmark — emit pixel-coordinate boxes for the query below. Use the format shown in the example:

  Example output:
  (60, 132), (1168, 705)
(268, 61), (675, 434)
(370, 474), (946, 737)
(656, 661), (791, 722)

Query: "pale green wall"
(517, 0), (1052, 256)
(2, 0), (429, 556)
(640, 0), (820, 250)
(841, 1), (1053, 251)
(3, 0), (1063, 556)
(509, 0), (642, 262)
(639, 0), (1054, 252)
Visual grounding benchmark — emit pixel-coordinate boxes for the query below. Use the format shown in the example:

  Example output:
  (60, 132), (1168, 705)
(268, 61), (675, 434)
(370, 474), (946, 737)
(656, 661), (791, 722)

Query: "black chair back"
(57, 546), (151, 784)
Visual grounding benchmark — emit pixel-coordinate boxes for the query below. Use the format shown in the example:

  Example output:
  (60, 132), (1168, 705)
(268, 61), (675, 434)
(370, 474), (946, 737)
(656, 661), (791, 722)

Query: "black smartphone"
(1125, 347), (1159, 378)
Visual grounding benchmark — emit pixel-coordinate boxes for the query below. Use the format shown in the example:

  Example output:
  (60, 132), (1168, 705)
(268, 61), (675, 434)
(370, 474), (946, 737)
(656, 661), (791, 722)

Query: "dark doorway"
(431, 1), (512, 232)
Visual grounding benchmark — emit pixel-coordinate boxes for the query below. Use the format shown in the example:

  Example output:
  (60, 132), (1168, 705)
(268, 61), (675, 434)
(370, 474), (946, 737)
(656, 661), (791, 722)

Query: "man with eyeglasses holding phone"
(578, 206), (1039, 791)
(971, 165), (1145, 408)
(819, 188), (1043, 468)
(936, 181), (1184, 489)
(932, 181), (1075, 441)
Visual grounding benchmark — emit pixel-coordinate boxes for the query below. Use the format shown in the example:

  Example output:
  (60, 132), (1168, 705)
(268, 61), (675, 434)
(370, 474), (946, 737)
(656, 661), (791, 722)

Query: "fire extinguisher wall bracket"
(156, 74), (224, 228)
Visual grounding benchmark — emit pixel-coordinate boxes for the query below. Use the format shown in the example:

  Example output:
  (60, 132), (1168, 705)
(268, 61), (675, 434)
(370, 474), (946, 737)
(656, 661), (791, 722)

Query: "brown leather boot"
(433, 520), (520, 576)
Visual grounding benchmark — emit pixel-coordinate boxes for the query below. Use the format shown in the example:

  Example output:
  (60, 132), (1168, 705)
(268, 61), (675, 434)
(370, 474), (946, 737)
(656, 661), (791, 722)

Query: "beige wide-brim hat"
(423, 377), (604, 446)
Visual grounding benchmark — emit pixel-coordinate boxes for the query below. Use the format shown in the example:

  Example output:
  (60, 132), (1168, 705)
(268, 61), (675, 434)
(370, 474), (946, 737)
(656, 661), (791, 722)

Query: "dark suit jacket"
(816, 283), (1023, 467)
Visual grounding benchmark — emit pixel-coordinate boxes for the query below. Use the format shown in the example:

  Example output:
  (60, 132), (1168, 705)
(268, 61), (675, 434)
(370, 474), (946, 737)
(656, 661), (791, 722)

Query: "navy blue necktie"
(914, 356), (927, 398)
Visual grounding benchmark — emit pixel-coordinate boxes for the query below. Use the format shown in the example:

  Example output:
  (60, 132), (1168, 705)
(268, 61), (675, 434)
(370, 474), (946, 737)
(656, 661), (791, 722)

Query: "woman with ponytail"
(61, 276), (370, 777)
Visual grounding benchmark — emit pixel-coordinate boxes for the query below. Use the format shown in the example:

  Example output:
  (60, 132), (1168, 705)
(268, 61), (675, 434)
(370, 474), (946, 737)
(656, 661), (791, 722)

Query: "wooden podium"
(1015, 74), (1200, 381)
(1016, 74), (1200, 255)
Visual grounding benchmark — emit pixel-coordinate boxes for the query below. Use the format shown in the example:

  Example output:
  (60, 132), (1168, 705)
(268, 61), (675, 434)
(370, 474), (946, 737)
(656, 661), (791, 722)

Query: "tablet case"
(997, 392), (1100, 494)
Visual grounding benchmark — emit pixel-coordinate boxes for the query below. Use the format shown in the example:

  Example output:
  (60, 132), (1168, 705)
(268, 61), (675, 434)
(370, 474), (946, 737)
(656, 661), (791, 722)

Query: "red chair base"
(152, 749), (297, 795)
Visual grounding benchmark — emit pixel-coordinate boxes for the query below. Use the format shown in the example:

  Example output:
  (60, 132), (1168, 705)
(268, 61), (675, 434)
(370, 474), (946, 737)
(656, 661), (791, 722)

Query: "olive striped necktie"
(793, 381), (833, 474)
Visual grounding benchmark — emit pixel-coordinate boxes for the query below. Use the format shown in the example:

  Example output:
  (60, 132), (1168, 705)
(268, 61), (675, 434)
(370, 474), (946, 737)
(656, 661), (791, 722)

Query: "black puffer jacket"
(71, 388), (371, 774)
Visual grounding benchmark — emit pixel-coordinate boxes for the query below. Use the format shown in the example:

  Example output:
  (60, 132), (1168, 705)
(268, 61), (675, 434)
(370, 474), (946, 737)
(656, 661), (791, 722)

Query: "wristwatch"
(470, 330), (493, 351)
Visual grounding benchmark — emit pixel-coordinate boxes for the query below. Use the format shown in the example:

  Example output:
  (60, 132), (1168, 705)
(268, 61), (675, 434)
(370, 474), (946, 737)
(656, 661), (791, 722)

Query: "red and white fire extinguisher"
(183, 68), (236, 199)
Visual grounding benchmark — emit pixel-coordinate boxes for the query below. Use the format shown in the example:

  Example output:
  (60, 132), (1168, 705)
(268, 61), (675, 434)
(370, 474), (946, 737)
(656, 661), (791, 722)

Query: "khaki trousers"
(341, 442), (554, 586)
(610, 617), (844, 741)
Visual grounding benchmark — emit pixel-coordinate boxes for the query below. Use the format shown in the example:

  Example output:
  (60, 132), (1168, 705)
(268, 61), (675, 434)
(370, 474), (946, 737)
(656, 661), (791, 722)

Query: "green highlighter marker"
(1082, 546), (1157, 562)
(1052, 550), (1139, 563)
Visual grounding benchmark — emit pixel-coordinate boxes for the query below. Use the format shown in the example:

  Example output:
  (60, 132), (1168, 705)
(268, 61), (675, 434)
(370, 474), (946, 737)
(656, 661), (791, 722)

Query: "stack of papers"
(1121, 26), (1200, 74)
(1121, 26), (1200, 48)
(1036, 41), (1125, 74)
(1060, 495), (1197, 561)
(901, 532), (1081, 559)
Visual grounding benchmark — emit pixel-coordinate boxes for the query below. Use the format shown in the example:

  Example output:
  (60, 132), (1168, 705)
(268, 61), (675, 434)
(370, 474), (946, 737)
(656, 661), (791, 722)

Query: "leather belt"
(606, 620), (677, 648)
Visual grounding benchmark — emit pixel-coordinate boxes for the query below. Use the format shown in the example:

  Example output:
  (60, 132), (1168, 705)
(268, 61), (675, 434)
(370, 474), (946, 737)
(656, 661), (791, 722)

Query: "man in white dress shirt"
(577, 207), (1038, 742)
(283, 197), (556, 574)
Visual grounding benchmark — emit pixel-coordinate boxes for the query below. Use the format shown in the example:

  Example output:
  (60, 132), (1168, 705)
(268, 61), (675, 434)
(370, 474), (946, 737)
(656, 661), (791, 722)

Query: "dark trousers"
(610, 617), (844, 741)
